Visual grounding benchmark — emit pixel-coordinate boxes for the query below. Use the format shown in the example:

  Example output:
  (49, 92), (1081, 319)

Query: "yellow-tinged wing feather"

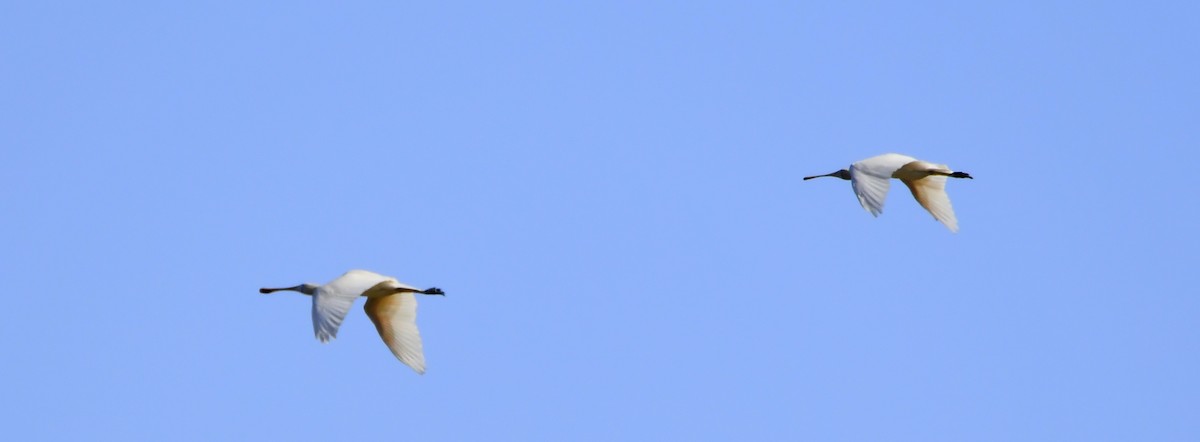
(900, 174), (959, 232)
(364, 293), (426, 374)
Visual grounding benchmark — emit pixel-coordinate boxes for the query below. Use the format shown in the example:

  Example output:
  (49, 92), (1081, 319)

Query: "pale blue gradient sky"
(3, 1), (1198, 440)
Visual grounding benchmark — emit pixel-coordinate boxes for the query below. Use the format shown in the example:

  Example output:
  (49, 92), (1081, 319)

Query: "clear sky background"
(3, 1), (1198, 440)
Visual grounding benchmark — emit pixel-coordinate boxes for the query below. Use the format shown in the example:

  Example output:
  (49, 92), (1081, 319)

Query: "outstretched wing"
(849, 154), (915, 217)
(902, 174), (959, 232)
(312, 270), (394, 343)
(850, 168), (891, 217)
(364, 293), (426, 374)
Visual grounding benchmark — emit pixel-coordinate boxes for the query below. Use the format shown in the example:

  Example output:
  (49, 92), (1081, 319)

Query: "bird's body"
(805, 153), (973, 232)
(260, 269), (444, 374)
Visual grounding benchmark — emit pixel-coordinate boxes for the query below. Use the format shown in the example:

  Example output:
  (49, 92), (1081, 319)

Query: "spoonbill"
(260, 269), (445, 374)
(804, 153), (973, 232)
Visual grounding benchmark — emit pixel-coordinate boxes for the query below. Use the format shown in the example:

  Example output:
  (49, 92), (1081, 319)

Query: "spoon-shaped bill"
(803, 169), (851, 180)
(259, 285), (303, 294)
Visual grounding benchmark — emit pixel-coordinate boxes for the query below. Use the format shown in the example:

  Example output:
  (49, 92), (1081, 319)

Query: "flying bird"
(260, 269), (445, 374)
(804, 153), (973, 232)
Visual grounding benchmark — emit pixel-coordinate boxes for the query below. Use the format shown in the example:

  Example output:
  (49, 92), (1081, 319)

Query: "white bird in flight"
(260, 269), (445, 374)
(804, 153), (973, 232)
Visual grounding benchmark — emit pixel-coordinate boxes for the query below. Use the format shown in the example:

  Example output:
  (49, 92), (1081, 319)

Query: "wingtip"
(404, 361), (427, 375)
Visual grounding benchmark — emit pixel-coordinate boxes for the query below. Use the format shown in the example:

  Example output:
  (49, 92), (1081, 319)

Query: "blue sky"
(3, 1), (1198, 440)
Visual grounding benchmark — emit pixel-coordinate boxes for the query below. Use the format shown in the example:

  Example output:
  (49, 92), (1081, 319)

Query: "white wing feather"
(849, 153), (915, 217)
(364, 292), (426, 374)
(311, 270), (394, 343)
(850, 169), (890, 216)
